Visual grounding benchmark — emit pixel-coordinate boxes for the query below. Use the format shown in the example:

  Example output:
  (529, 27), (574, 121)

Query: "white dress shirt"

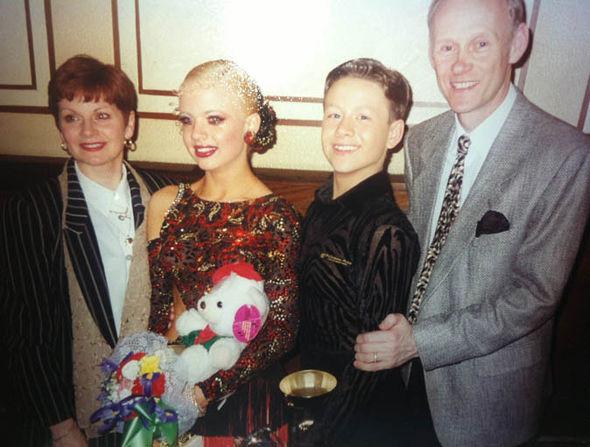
(428, 85), (517, 245)
(76, 163), (135, 335)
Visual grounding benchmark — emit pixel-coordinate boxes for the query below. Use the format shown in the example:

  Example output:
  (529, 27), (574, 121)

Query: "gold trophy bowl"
(279, 369), (337, 398)
(280, 370), (337, 445)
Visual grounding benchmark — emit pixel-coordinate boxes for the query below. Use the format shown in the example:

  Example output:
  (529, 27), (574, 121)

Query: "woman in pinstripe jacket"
(0, 55), (171, 447)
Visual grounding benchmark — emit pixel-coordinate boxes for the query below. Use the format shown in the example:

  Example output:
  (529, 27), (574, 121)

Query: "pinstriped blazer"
(404, 92), (590, 446)
(0, 159), (171, 443)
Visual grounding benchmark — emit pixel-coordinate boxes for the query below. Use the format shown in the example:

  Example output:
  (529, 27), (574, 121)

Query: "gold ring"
(373, 352), (378, 363)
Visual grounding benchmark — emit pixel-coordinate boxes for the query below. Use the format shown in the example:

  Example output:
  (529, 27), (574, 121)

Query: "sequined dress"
(148, 183), (301, 437)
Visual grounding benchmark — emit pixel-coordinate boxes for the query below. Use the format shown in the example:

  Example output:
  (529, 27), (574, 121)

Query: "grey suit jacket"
(404, 91), (590, 447)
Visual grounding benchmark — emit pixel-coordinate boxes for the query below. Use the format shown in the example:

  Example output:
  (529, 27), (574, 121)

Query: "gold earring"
(124, 139), (137, 152)
(60, 142), (68, 152)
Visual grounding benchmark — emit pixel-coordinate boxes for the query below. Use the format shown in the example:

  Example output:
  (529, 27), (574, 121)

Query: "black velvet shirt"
(298, 171), (420, 445)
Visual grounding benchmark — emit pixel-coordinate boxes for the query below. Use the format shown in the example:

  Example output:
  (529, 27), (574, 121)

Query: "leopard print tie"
(408, 135), (471, 324)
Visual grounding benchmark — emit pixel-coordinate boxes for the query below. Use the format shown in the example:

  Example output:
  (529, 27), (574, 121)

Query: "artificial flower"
(151, 373), (166, 397)
(131, 378), (144, 396)
(116, 352), (145, 380)
(140, 354), (161, 376)
(121, 360), (140, 380)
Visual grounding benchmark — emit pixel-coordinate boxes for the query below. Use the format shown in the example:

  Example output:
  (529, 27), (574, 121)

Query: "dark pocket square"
(476, 210), (510, 237)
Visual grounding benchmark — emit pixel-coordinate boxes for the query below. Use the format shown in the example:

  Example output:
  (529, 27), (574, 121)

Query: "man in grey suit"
(354, 0), (590, 445)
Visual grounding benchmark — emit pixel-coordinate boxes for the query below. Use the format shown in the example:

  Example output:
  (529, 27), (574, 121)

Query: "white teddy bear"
(175, 262), (269, 384)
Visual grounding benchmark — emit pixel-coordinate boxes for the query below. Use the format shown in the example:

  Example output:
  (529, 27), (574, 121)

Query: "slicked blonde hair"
(179, 60), (277, 153)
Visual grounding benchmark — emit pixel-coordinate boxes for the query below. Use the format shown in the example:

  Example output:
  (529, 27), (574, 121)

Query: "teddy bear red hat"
(212, 261), (263, 284)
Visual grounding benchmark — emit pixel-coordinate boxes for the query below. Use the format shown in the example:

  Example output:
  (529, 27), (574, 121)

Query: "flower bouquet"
(91, 331), (196, 446)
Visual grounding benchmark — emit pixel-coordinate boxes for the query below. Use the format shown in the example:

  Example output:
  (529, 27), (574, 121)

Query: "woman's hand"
(193, 385), (209, 415)
(50, 418), (88, 447)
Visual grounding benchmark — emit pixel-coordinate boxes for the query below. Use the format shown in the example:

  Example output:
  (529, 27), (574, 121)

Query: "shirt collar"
(75, 162), (129, 212)
(316, 171), (393, 210)
(454, 84), (517, 141)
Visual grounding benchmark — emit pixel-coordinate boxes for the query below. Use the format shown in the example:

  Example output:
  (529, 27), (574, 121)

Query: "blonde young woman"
(147, 60), (300, 445)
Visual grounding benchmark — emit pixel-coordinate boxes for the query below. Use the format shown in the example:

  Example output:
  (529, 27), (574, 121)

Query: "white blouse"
(75, 162), (135, 335)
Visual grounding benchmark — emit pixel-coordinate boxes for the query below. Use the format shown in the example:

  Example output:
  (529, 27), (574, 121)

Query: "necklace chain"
(109, 206), (130, 221)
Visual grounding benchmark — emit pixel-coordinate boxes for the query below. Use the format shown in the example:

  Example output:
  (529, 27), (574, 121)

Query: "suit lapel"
(60, 160), (118, 348)
(424, 93), (531, 297)
(411, 112), (456, 268)
(126, 161), (145, 230)
(119, 162), (153, 338)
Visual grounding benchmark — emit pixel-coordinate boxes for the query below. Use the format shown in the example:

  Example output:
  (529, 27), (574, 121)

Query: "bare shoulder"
(147, 184), (181, 240)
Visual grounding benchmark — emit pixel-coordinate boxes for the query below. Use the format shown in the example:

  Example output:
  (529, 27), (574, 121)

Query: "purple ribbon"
(91, 395), (178, 434)
(140, 372), (161, 397)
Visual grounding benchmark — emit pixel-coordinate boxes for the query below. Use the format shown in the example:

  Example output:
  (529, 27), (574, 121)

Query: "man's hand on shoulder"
(354, 313), (418, 371)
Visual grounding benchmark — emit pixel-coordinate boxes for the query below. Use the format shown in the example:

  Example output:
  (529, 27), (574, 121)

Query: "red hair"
(48, 54), (137, 127)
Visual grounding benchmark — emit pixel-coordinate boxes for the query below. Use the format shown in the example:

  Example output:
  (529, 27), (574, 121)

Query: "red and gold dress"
(148, 183), (301, 442)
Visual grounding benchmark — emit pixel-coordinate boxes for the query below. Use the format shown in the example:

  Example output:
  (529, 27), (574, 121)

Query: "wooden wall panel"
(1, 0), (588, 169)
(0, 0), (35, 89)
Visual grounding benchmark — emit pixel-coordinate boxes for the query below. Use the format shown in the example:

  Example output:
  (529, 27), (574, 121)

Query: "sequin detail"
(148, 183), (301, 399)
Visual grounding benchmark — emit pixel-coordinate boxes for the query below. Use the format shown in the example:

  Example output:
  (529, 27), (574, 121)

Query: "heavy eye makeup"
(177, 113), (193, 126)
(206, 114), (225, 125)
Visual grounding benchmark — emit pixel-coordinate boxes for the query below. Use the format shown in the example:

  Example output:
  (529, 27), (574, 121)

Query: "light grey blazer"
(404, 91), (590, 447)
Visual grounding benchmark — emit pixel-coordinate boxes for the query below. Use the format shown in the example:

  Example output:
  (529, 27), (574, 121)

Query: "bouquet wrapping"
(91, 331), (197, 446)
